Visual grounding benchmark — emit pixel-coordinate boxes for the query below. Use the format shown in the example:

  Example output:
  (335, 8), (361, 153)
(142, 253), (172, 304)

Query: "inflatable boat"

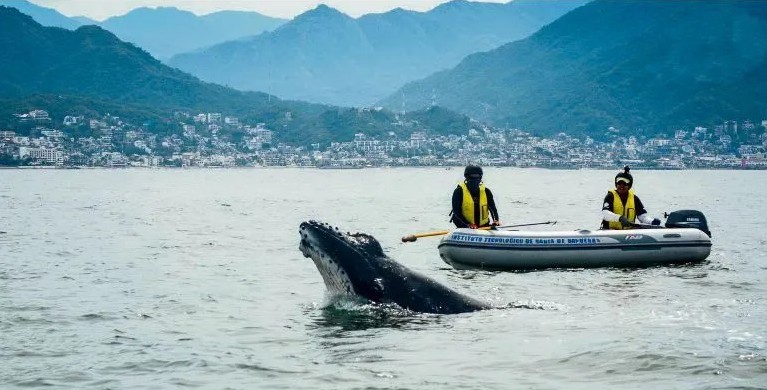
(437, 210), (712, 270)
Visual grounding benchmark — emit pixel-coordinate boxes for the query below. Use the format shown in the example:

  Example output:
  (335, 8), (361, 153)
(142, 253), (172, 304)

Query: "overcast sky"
(31, 0), (507, 20)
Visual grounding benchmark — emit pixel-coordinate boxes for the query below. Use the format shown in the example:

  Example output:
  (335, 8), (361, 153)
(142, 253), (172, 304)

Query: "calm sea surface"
(1, 168), (766, 389)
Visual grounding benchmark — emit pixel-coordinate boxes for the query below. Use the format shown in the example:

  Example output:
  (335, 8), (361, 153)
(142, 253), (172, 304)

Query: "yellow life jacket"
(608, 189), (636, 230)
(459, 182), (489, 226)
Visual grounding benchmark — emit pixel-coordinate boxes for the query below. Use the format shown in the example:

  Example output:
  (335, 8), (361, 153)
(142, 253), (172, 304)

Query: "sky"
(31, 0), (508, 20)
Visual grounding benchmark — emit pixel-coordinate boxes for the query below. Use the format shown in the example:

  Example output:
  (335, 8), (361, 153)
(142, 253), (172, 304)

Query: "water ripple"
(2, 169), (765, 389)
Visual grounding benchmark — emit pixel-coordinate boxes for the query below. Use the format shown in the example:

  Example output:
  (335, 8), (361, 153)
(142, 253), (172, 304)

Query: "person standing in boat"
(601, 166), (661, 229)
(450, 165), (501, 229)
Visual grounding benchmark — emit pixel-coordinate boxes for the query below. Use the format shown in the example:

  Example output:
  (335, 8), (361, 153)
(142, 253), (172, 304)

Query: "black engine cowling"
(665, 210), (711, 237)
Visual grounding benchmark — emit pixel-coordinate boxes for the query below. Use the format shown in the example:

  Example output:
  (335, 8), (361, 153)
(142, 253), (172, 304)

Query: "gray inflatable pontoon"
(438, 225), (712, 270)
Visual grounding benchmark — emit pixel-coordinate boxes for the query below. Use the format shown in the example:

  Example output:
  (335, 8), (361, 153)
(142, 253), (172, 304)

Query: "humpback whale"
(299, 221), (490, 314)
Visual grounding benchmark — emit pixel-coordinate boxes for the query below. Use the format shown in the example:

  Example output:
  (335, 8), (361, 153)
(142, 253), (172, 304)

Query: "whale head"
(299, 220), (387, 300)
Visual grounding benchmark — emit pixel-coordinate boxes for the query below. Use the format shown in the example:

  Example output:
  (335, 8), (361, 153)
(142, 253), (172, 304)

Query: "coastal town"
(1, 108), (766, 169)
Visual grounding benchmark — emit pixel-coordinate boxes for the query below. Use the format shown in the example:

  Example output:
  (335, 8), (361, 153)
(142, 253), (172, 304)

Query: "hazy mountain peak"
(295, 4), (351, 22)
(434, 0), (473, 10)
(312, 4), (340, 13)
(110, 6), (197, 21)
(99, 5), (285, 61)
(358, 6), (417, 21)
(0, 0), (82, 29)
(389, 7), (411, 14)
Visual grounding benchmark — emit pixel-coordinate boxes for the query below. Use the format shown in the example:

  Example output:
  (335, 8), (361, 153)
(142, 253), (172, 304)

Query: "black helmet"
(614, 165), (633, 188)
(464, 165), (483, 178)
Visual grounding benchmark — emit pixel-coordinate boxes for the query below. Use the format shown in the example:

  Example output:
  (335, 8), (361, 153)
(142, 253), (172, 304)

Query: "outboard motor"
(665, 210), (711, 237)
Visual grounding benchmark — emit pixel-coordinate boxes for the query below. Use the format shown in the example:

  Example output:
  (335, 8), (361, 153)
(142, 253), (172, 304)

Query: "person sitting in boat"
(601, 166), (661, 229)
(450, 165), (501, 229)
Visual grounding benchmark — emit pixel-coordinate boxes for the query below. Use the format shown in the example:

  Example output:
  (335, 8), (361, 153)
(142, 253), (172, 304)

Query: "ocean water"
(1, 168), (765, 389)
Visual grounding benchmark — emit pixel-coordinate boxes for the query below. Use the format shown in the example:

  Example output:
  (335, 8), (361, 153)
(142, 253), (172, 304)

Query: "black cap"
(464, 165), (483, 178)
(614, 166), (633, 188)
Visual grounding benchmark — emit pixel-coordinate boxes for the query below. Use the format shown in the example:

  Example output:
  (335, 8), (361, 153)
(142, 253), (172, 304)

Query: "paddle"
(401, 221), (557, 243)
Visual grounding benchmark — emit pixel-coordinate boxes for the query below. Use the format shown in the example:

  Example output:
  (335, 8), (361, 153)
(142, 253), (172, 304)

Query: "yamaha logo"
(686, 217), (700, 222)
(625, 235), (644, 240)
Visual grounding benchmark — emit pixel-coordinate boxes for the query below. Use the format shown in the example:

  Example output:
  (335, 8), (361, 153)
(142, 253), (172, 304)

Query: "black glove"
(651, 218), (661, 226)
(618, 216), (631, 227)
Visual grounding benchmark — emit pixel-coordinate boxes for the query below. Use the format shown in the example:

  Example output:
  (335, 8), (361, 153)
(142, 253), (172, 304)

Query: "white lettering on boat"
(450, 234), (601, 245)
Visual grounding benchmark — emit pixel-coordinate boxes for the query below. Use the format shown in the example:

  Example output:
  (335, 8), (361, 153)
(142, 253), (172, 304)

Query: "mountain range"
(0, 0), (83, 29)
(0, 7), (279, 112)
(0, 0), (287, 61)
(381, 0), (767, 138)
(99, 7), (287, 61)
(0, 6), (474, 145)
(3, 0), (765, 143)
(168, 0), (587, 106)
